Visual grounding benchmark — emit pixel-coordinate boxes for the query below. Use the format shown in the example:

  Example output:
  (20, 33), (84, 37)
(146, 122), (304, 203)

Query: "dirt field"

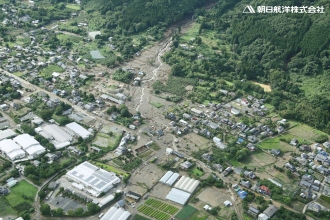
(252, 82), (272, 92)
(130, 163), (164, 188)
(196, 187), (232, 207)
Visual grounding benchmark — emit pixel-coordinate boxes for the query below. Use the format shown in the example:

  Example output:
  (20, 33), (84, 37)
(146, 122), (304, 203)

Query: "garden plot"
(138, 198), (180, 220)
(4, 180), (37, 213)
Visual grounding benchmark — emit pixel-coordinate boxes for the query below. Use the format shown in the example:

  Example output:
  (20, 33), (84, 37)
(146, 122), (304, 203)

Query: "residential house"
(167, 112), (176, 121)
(300, 189), (315, 199)
(290, 138), (298, 146)
(222, 167), (233, 176)
(300, 145), (311, 152)
(246, 143), (256, 152)
(234, 168), (243, 175)
(317, 165), (330, 175)
(276, 126), (284, 133)
(248, 206), (259, 217)
(262, 205), (278, 219)
(191, 108), (204, 117)
(323, 142), (330, 149)
(212, 164), (223, 172)
(202, 153), (212, 162)
(240, 180), (252, 188)
(285, 163), (296, 172)
(315, 154), (328, 163)
(0, 186), (9, 196)
(179, 119), (188, 127)
(270, 148), (281, 156)
(180, 161), (193, 170)
(247, 135), (257, 143)
(244, 171), (256, 179)
(183, 113), (192, 120)
(307, 203), (321, 212)
(259, 185), (271, 195)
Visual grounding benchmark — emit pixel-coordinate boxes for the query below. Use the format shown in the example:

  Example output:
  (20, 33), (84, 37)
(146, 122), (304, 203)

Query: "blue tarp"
(237, 138), (244, 143)
(237, 190), (248, 199)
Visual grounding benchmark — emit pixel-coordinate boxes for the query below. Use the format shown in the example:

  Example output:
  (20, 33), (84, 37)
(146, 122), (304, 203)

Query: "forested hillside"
(81, 0), (211, 33)
(78, 0), (330, 133)
(160, 0), (330, 133)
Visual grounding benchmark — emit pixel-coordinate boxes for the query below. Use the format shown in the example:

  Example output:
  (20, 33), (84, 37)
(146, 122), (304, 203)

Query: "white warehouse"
(159, 171), (174, 184)
(65, 122), (91, 139)
(66, 162), (120, 197)
(13, 134), (46, 157)
(101, 206), (131, 220)
(35, 124), (72, 149)
(0, 139), (26, 160)
(174, 176), (200, 194)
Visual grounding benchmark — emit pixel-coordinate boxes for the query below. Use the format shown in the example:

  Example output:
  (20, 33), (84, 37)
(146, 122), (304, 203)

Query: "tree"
(24, 165), (36, 176)
(39, 109), (54, 120)
(40, 204), (51, 215)
(10, 169), (19, 178)
(74, 207), (84, 216)
(109, 105), (118, 113)
(55, 208), (64, 216)
(38, 190), (46, 200)
(87, 202), (100, 214)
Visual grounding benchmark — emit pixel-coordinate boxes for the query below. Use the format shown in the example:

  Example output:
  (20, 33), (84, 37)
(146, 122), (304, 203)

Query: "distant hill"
(81, 0), (211, 33)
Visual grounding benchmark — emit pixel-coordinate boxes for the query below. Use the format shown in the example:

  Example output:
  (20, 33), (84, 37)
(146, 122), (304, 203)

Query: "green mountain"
(82, 0), (211, 33)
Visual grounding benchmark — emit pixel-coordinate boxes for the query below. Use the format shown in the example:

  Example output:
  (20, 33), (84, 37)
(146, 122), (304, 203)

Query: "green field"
(191, 168), (204, 177)
(150, 102), (164, 108)
(92, 131), (122, 151)
(5, 180), (37, 208)
(138, 205), (171, 220)
(92, 162), (129, 177)
(57, 34), (82, 42)
(288, 123), (329, 142)
(133, 214), (151, 220)
(189, 212), (209, 220)
(40, 65), (64, 77)
(13, 72), (24, 77)
(0, 0), (9, 4)
(0, 198), (17, 216)
(66, 4), (81, 10)
(258, 134), (299, 152)
(138, 199), (180, 220)
(175, 205), (198, 220)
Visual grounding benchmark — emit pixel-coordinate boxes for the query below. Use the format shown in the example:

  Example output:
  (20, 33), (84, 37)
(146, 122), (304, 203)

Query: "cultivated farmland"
(138, 198), (180, 220)
(175, 205), (198, 220)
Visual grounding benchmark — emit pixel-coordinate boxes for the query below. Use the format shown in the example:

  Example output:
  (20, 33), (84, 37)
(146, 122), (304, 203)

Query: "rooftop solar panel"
(91, 178), (99, 185)
(85, 176), (94, 182)
(83, 162), (98, 171)
(95, 181), (106, 189)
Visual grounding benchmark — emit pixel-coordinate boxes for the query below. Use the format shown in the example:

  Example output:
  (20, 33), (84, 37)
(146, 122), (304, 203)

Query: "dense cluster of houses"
(166, 97), (281, 153)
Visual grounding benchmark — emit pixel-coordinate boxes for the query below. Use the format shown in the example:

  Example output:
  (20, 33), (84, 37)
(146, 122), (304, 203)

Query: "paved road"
(0, 68), (130, 133)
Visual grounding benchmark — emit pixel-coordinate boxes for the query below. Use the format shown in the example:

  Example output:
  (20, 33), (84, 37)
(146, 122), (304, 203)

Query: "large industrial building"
(65, 122), (91, 139)
(101, 206), (130, 220)
(35, 124), (72, 149)
(66, 162), (120, 197)
(0, 139), (26, 160)
(13, 134), (46, 157)
(0, 129), (17, 141)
